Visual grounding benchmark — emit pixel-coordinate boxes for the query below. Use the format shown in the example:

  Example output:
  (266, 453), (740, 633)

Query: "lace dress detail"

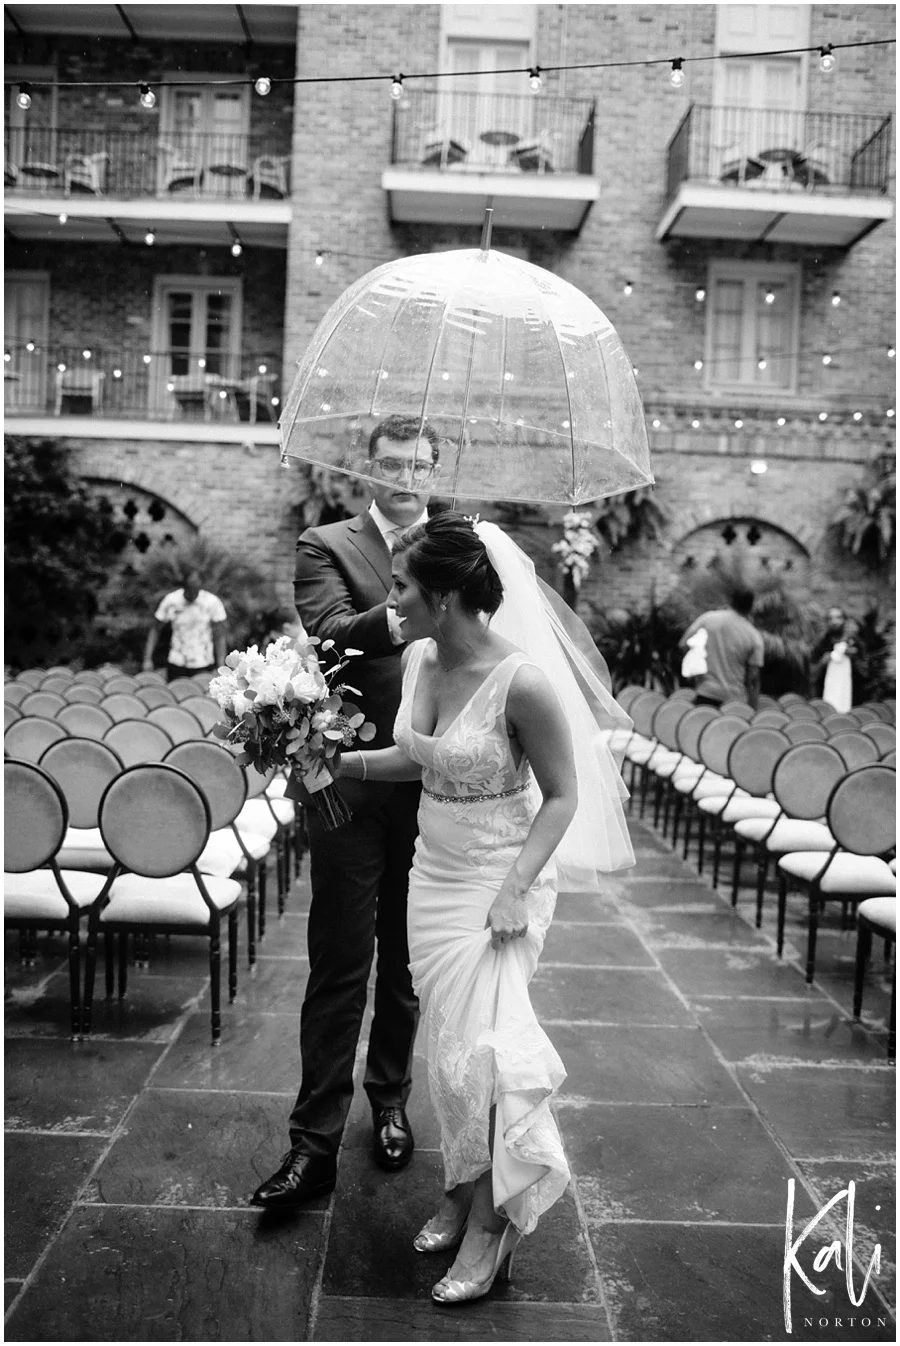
(394, 641), (570, 1235)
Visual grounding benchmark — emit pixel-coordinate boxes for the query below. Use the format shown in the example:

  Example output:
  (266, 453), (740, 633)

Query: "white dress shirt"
(368, 502), (428, 644)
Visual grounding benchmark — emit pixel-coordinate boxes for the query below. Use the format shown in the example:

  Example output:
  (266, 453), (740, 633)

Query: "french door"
(5, 272), (50, 410)
(151, 278), (242, 411)
(443, 40), (533, 168)
(159, 82), (249, 196)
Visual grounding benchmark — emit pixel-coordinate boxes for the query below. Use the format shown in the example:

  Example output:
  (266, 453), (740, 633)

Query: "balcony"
(657, 105), (893, 248)
(382, 90), (598, 232)
(4, 128), (291, 247)
(4, 343), (283, 443)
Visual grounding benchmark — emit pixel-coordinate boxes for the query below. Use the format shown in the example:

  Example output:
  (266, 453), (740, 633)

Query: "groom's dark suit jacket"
(293, 509), (403, 749)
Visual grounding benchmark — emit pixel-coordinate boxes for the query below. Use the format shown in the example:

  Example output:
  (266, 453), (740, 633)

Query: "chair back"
(757, 695), (779, 708)
(784, 720), (828, 745)
(616, 685), (645, 713)
(778, 693), (805, 706)
(56, 702), (115, 740)
(39, 737), (124, 829)
(4, 760), (68, 871)
(5, 704), (22, 732)
(72, 670), (105, 687)
(136, 686), (176, 710)
(103, 718), (174, 767)
(825, 764), (896, 857)
(670, 687), (696, 701)
(164, 740), (247, 830)
(862, 702), (893, 722)
(98, 764), (211, 878)
(19, 689), (66, 717)
(882, 749), (896, 768)
(170, 677), (211, 701)
(629, 691), (666, 738)
(852, 706), (882, 724)
(147, 704), (204, 744)
(830, 731), (880, 770)
(102, 675), (139, 694)
(178, 695), (223, 734)
(697, 715), (748, 777)
(101, 692), (147, 721)
(772, 742), (848, 820)
(862, 722), (896, 757)
(4, 683), (27, 707)
(675, 705), (718, 761)
(40, 674), (73, 695)
(720, 700), (753, 720)
(16, 670), (45, 689)
(727, 727), (790, 796)
(244, 762), (277, 799)
(651, 698), (692, 752)
(751, 709), (789, 729)
(782, 702), (822, 722)
(134, 670), (168, 687)
(63, 683), (103, 705)
(823, 713), (860, 734)
(4, 715), (68, 763)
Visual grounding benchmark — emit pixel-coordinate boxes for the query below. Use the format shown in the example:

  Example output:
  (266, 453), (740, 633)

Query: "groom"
(252, 414), (440, 1208)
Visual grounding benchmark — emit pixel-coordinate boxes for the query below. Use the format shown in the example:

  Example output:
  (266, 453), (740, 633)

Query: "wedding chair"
(237, 764), (295, 933)
(642, 698), (697, 833)
(5, 715), (68, 763)
(134, 670), (168, 687)
(135, 686), (176, 711)
(15, 670), (45, 689)
(83, 763), (241, 1044)
(695, 728), (788, 889)
(829, 731), (880, 770)
(19, 689), (66, 718)
(39, 736), (123, 874)
(720, 700), (753, 720)
(103, 675), (140, 694)
(5, 705), (22, 732)
(56, 702), (115, 740)
(675, 712), (747, 865)
(178, 695), (223, 734)
(822, 713), (860, 734)
(862, 722), (896, 757)
(41, 674), (74, 695)
(784, 720), (828, 745)
(5, 759), (109, 1036)
(63, 682), (104, 705)
(170, 677), (212, 701)
(777, 763), (896, 983)
(146, 703), (204, 744)
(4, 683), (28, 707)
(102, 718), (173, 767)
(751, 709), (789, 729)
(853, 896), (896, 1059)
(100, 692), (147, 722)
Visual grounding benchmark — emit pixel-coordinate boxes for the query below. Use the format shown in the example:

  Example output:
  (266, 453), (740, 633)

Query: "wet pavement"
(5, 814), (895, 1342)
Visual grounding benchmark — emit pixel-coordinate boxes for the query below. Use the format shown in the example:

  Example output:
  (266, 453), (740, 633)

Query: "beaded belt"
(422, 782), (529, 804)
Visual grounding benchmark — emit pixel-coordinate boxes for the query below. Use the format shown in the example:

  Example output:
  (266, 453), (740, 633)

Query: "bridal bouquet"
(209, 635), (376, 830)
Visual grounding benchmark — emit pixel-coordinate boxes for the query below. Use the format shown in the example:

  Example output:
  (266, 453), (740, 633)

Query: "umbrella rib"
(278, 298), (362, 456)
(542, 294), (578, 504)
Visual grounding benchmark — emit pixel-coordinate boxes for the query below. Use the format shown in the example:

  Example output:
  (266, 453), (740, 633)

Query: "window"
(159, 78), (250, 197)
(713, 6), (808, 170)
(151, 277), (242, 412)
(442, 39), (534, 166)
(5, 271), (50, 410)
(705, 263), (799, 391)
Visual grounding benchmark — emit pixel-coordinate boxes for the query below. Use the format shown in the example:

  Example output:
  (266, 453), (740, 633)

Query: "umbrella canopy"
(279, 246), (652, 505)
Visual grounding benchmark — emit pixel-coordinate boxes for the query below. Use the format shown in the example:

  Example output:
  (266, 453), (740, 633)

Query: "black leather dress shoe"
(251, 1149), (336, 1208)
(372, 1106), (414, 1170)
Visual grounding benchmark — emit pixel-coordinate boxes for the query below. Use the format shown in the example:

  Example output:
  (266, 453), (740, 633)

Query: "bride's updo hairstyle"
(393, 511), (504, 617)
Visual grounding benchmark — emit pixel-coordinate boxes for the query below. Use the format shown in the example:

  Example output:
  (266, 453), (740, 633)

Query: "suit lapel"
(348, 511), (392, 593)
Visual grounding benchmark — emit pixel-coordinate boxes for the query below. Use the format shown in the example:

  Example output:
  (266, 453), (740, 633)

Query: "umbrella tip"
(479, 206), (494, 256)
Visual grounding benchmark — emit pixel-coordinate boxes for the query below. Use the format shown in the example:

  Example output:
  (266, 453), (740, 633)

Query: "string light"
(819, 44), (836, 73)
(82, 349), (91, 360)
(750, 460), (768, 474)
(142, 354), (152, 365)
(819, 412), (829, 421)
(822, 353), (832, 365)
(632, 366), (639, 377)
(58, 212), (67, 224)
(113, 368), (122, 379)
(25, 340), (35, 353)
(694, 359), (703, 370)
(764, 289), (776, 305)
(757, 357), (767, 370)
(777, 417), (786, 426)
(695, 287), (706, 302)
(57, 362), (66, 373)
(528, 67), (542, 93)
(390, 75), (403, 101)
(314, 251), (324, 266)
(888, 408), (895, 418)
(831, 291), (841, 306)
(145, 231), (155, 246)
(652, 418), (662, 429)
(138, 82), (156, 109)
(853, 411), (863, 421)
(669, 59), (685, 88)
(734, 419), (743, 429)
(691, 419), (700, 428)
(623, 280), (633, 296)
(231, 240), (243, 257)
(888, 347), (896, 358)
(254, 76), (272, 96)
(16, 82), (32, 110)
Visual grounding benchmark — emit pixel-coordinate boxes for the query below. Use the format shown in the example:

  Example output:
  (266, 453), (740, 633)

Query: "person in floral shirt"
(143, 569), (227, 683)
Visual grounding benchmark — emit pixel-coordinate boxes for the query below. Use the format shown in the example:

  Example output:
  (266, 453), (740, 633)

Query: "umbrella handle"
(480, 204), (494, 256)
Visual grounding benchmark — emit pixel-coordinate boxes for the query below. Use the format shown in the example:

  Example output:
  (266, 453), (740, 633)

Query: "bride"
(335, 511), (634, 1304)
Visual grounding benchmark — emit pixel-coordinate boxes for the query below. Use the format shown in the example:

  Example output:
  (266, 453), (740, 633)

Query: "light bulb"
(271, 397), (280, 407)
(819, 44), (836, 73)
(777, 417), (786, 427)
(765, 290), (776, 305)
(254, 76), (272, 96)
(822, 354), (832, 365)
(58, 212), (67, 224)
(757, 358), (767, 370)
(888, 409), (895, 418)
(231, 241), (242, 257)
(145, 231), (155, 246)
(694, 359), (703, 371)
(831, 291), (841, 306)
(528, 67), (542, 93)
(670, 59), (685, 88)
(139, 83), (156, 110)
(695, 287), (706, 302)
(113, 368), (122, 379)
(750, 460), (768, 474)
(314, 251), (324, 266)
(734, 419), (743, 429)
(390, 75), (403, 101)
(83, 349), (91, 360)
(888, 347), (895, 359)
(25, 340), (35, 352)
(57, 362), (66, 373)
(652, 418), (661, 429)
(691, 419), (700, 429)
(258, 364), (267, 375)
(198, 357), (206, 369)
(142, 354), (152, 365)
(853, 411), (862, 421)
(16, 83), (32, 111)
(819, 412), (828, 421)
(623, 280), (633, 296)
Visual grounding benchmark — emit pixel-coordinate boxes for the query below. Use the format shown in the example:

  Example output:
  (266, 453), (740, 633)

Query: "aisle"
(4, 820), (895, 1341)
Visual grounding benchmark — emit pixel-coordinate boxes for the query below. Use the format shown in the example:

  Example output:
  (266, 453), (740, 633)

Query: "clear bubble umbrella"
(279, 212), (652, 506)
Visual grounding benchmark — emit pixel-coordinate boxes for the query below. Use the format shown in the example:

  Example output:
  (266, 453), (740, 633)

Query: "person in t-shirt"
(143, 569), (227, 683)
(681, 588), (765, 709)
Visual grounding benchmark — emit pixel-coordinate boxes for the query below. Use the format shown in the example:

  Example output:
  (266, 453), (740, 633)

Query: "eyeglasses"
(370, 455), (435, 483)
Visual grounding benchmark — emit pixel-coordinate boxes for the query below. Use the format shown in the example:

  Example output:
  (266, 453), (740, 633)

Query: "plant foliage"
(831, 454), (896, 568)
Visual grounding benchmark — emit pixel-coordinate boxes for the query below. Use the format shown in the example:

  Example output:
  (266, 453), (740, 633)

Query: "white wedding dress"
(394, 640), (571, 1236)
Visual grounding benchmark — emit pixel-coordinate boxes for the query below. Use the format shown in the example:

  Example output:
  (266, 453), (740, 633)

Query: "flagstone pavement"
(5, 815), (895, 1342)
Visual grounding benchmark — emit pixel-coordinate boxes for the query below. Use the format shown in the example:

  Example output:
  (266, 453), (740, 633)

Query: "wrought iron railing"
(390, 90), (596, 175)
(4, 127), (291, 200)
(4, 344), (282, 423)
(665, 105), (892, 200)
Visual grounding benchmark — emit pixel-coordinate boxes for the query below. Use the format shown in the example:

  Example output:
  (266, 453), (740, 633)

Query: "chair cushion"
(653, 758), (699, 780)
(266, 775), (288, 798)
(235, 801), (278, 840)
(57, 826), (114, 873)
(674, 775), (736, 798)
(198, 829), (270, 878)
(734, 818), (835, 851)
(100, 873), (241, 925)
(5, 869), (108, 921)
(698, 796), (781, 821)
(858, 896), (897, 934)
(777, 852), (897, 894)
(268, 798), (294, 825)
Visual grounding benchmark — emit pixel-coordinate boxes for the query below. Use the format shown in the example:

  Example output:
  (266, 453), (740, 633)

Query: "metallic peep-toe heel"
(431, 1221), (520, 1304)
(413, 1217), (467, 1254)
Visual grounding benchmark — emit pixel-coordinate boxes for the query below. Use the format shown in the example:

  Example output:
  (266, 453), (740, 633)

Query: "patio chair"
(509, 131), (554, 174)
(158, 142), (203, 194)
(83, 763), (241, 1044)
(56, 703), (115, 741)
(420, 135), (469, 170)
(39, 736), (123, 875)
(731, 741), (846, 926)
(777, 763), (896, 983)
(5, 715), (69, 763)
(63, 151), (109, 196)
(146, 703), (204, 745)
(102, 718), (173, 768)
(249, 153), (290, 199)
(5, 759), (108, 1036)
(853, 896), (896, 1059)
(54, 368), (105, 415)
